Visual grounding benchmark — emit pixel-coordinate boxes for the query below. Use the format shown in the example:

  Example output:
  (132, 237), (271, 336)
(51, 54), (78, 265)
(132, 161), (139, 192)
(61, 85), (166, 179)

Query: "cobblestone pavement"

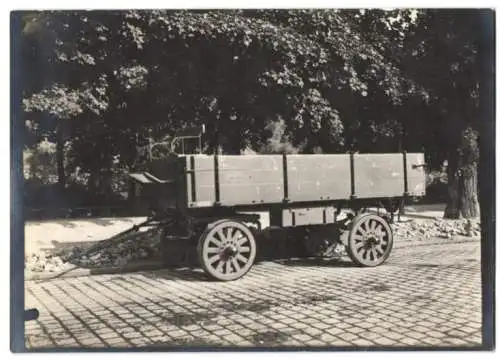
(25, 239), (482, 350)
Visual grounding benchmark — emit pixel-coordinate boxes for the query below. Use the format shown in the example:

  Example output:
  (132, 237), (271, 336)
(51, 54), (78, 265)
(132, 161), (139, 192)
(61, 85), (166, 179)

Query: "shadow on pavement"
(135, 237), (356, 282)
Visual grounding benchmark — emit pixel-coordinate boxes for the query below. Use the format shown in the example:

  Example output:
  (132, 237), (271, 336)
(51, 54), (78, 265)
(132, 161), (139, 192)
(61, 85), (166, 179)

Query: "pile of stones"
(25, 228), (162, 273)
(392, 218), (481, 240)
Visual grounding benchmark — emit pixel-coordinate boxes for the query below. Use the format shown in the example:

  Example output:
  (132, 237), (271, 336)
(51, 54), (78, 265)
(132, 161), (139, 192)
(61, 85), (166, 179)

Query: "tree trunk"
(444, 154), (480, 219)
(444, 157), (461, 219)
(56, 126), (66, 187)
(460, 164), (480, 218)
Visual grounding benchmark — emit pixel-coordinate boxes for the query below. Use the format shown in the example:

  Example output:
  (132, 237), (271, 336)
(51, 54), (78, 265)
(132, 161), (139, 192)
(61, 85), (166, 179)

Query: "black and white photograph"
(10, 6), (495, 352)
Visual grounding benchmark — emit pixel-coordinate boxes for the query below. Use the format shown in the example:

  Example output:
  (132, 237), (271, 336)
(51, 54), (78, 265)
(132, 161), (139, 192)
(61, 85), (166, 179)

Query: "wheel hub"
(223, 245), (238, 258)
(363, 231), (381, 247)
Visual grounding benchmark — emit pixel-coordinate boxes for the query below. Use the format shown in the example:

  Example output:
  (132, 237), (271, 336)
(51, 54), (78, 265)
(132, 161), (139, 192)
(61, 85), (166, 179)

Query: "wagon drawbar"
(125, 133), (426, 281)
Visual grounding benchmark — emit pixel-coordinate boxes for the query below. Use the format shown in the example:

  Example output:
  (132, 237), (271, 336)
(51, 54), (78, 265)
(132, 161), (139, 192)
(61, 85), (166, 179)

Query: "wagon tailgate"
(405, 153), (426, 197)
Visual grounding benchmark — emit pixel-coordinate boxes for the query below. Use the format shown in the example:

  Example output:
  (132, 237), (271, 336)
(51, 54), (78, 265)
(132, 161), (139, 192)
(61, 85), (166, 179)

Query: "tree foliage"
(18, 9), (489, 217)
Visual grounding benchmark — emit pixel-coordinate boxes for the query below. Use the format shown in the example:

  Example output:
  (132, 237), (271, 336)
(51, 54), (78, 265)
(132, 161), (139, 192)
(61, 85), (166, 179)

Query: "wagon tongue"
(128, 172), (172, 184)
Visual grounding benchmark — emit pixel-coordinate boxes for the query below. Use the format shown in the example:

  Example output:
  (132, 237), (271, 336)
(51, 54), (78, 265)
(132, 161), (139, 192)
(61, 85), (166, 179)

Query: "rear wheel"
(197, 220), (257, 281)
(346, 213), (393, 267)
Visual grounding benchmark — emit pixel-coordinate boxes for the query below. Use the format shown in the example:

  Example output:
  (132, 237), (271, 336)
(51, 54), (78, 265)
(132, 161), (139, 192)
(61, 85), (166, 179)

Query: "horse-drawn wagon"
(128, 132), (426, 281)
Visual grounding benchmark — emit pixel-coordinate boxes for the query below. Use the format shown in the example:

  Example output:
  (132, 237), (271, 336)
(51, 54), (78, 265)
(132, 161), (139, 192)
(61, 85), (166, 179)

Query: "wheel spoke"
(209, 236), (222, 247)
(216, 229), (227, 242)
(215, 260), (224, 273)
(353, 234), (363, 241)
(208, 254), (220, 265)
(370, 248), (377, 260)
(360, 248), (368, 260)
(369, 220), (376, 231)
(206, 247), (220, 254)
(236, 253), (249, 264)
(236, 234), (248, 245)
(354, 241), (364, 250)
(231, 258), (241, 273)
(226, 227), (235, 241)
(238, 246), (251, 253)
(375, 244), (384, 256)
(225, 261), (231, 274)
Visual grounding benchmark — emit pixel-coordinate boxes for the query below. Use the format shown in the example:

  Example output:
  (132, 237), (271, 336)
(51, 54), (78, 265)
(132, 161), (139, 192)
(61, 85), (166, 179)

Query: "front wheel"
(346, 213), (393, 267)
(197, 219), (257, 281)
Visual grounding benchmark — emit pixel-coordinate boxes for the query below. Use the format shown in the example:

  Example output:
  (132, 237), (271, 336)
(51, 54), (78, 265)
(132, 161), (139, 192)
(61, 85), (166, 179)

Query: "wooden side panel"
(282, 206), (336, 227)
(353, 154), (405, 198)
(287, 155), (351, 202)
(181, 152), (426, 208)
(187, 155), (216, 207)
(217, 155), (284, 206)
(406, 153), (426, 197)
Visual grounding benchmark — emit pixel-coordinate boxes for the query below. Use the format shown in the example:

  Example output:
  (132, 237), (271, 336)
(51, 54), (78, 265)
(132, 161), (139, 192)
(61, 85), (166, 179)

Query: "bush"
(258, 118), (303, 154)
(421, 170), (448, 204)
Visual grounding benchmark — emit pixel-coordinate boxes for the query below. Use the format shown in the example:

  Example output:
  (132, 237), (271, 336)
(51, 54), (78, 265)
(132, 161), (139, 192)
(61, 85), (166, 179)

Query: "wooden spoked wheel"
(346, 213), (393, 267)
(197, 220), (257, 281)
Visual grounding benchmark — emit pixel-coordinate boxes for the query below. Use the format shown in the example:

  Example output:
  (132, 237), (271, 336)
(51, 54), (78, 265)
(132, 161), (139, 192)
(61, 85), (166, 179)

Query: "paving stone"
(346, 326), (365, 335)
(352, 338), (374, 347)
(372, 337), (398, 346)
(338, 332), (359, 342)
(426, 330), (447, 338)
(444, 338), (470, 346)
(446, 329), (469, 338)
(326, 327), (344, 336)
(400, 337), (422, 346)
(422, 337), (445, 346)
(329, 339), (351, 347)
(303, 327), (323, 336)
(289, 322), (309, 330)
(320, 333), (339, 343)
(358, 331), (382, 341)
(306, 339), (327, 347)
(291, 333), (313, 342)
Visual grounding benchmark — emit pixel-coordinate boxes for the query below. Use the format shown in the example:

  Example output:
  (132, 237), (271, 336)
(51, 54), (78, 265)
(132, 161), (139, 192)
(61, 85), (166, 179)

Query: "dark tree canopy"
(18, 9), (490, 218)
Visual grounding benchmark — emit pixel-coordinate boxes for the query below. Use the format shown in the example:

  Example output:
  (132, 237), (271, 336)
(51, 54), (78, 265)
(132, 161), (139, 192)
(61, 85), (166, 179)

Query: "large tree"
(402, 9), (486, 218)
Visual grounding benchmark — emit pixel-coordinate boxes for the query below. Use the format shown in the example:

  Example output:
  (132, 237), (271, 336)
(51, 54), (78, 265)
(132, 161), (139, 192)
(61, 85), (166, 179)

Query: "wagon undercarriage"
(129, 199), (397, 281)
